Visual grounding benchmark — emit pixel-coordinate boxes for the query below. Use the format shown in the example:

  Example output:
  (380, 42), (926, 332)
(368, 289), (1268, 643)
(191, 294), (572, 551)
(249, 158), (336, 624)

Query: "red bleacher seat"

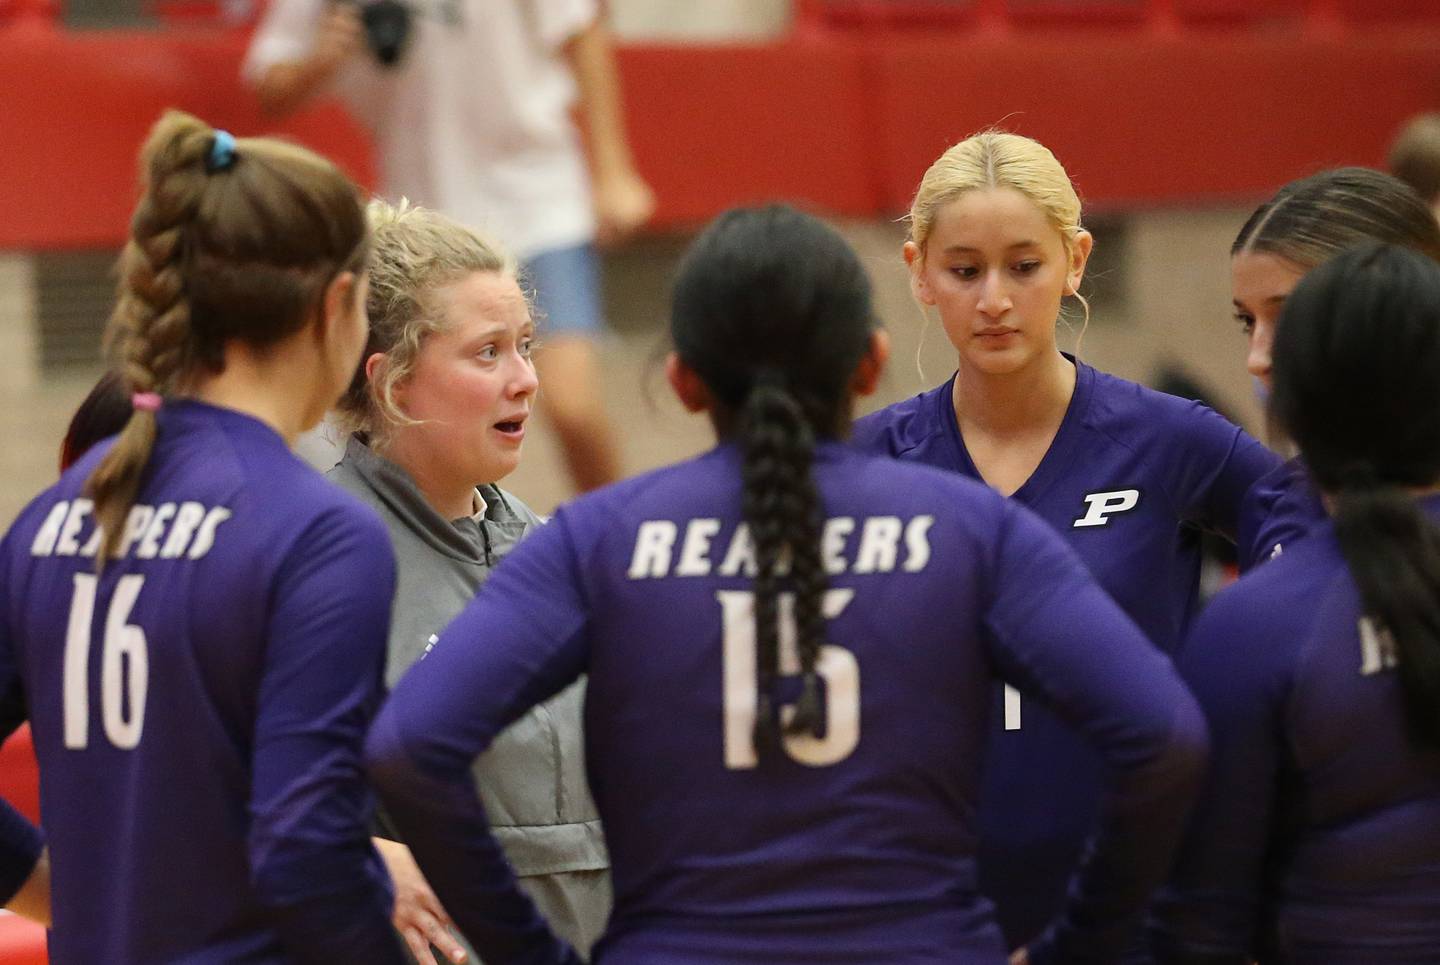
(0, 725), (44, 965)
(0, 727), (40, 827)
(0, 727), (44, 964)
(0, 915), (45, 965)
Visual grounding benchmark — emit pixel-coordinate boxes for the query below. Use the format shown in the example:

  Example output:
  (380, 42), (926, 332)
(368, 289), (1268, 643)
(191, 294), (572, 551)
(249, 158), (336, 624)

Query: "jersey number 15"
(64, 573), (149, 750)
(718, 589), (860, 770)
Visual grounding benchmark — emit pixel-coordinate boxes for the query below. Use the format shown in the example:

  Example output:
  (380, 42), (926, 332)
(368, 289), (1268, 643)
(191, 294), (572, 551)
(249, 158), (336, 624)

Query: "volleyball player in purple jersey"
(366, 205), (1208, 964)
(0, 370), (146, 935)
(0, 112), (407, 964)
(1229, 169), (1440, 570)
(1153, 244), (1440, 962)
(849, 131), (1276, 951)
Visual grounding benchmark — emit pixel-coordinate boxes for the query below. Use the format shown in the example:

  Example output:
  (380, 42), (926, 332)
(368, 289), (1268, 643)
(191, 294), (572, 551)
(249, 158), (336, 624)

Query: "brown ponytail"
(89, 113), (213, 562)
(89, 110), (369, 563)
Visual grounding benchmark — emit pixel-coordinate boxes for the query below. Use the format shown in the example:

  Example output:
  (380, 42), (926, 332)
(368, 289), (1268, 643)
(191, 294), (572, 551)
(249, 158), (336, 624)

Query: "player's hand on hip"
(592, 169), (656, 247)
(374, 837), (469, 965)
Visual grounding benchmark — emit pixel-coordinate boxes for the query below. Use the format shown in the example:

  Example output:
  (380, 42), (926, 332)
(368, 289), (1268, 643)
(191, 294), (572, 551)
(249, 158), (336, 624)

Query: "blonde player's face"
(1231, 251), (1307, 391)
(392, 271), (538, 486)
(906, 187), (1090, 377)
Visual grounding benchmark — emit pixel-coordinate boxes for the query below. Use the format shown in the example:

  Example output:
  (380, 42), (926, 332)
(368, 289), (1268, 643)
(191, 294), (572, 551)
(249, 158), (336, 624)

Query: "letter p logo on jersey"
(1073, 489), (1140, 528)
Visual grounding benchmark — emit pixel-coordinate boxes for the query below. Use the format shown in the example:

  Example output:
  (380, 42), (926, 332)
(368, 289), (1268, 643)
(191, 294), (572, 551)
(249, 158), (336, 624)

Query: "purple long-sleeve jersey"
(1236, 456), (1329, 571)
(1152, 497), (1440, 963)
(851, 359), (1279, 947)
(367, 441), (1207, 965)
(0, 400), (406, 964)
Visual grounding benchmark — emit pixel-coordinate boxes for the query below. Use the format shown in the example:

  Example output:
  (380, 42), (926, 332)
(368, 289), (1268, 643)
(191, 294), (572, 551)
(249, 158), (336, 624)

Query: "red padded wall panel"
(1171, 0), (1304, 24)
(1337, 0), (1440, 22)
(865, 30), (1440, 211)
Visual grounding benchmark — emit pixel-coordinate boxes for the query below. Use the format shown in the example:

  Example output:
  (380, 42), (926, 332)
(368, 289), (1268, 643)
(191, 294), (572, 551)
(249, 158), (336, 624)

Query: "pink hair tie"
(131, 392), (162, 413)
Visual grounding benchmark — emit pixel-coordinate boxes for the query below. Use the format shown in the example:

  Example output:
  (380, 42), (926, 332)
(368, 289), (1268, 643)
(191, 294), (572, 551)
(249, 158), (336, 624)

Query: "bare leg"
(534, 335), (620, 492)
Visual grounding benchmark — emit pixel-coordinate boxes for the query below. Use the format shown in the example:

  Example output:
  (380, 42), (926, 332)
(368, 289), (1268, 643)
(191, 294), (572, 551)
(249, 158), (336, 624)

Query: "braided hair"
(671, 205), (877, 755)
(1271, 243), (1440, 747)
(88, 110), (368, 562)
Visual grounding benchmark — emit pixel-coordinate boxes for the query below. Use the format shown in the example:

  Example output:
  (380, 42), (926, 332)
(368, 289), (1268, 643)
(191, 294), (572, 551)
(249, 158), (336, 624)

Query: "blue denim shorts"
(523, 243), (605, 336)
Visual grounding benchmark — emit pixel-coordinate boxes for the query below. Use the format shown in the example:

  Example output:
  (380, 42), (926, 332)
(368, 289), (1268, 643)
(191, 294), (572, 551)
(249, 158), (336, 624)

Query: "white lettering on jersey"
(627, 521), (677, 579)
(854, 516), (902, 574)
(100, 574), (148, 748)
(31, 499), (234, 562)
(902, 516), (934, 572)
(630, 515), (935, 579)
(675, 519), (721, 576)
(135, 503), (177, 559)
(116, 505), (156, 559)
(1073, 489), (1141, 528)
(1359, 617), (1398, 676)
(1004, 683), (1022, 731)
(1269, 542), (1284, 560)
(64, 573), (148, 750)
(80, 523), (103, 558)
(821, 517), (854, 575)
(160, 502), (207, 559)
(185, 507), (232, 560)
(56, 500), (93, 556)
(62, 573), (97, 746)
(717, 524), (757, 577)
(720, 588), (860, 769)
(30, 502), (71, 557)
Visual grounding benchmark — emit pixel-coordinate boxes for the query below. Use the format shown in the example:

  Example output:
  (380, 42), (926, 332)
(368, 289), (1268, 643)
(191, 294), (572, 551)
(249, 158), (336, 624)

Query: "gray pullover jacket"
(329, 438), (608, 956)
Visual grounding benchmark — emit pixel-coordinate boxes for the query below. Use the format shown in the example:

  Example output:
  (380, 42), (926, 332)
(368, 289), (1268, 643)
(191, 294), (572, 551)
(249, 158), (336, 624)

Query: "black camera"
(349, 0), (411, 68)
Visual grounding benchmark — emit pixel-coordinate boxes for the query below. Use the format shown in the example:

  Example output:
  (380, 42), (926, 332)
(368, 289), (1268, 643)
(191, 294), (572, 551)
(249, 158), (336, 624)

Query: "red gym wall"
(2, 4), (1439, 251)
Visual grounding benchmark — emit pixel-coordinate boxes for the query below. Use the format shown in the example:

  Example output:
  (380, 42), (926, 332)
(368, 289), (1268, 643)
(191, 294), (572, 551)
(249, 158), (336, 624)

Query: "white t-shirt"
(245, 0), (598, 259)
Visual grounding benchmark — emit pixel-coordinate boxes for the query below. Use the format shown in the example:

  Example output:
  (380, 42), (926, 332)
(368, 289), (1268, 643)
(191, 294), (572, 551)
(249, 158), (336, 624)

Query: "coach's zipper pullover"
(329, 437), (610, 957)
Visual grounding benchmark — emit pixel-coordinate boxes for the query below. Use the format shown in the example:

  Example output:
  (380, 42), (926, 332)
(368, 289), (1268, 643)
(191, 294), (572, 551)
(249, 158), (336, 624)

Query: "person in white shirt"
(245, 0), (655, 493)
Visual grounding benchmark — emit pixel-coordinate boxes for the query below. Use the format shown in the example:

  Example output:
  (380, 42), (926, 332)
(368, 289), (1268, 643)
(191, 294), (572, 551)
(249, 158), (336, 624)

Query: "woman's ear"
(365, 350), (407, 410)
(1065, 230), (1094, 296)
(904, 241), (935, 306)
(364, 352), (388, 385)
(318, 270), (359, 340)
(665, 352), (712, 414)
(851, 329), (891, 398)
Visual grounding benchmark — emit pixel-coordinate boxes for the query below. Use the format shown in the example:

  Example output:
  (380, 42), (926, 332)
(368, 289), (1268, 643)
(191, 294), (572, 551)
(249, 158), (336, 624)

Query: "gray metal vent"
(34, 250), (118, 372)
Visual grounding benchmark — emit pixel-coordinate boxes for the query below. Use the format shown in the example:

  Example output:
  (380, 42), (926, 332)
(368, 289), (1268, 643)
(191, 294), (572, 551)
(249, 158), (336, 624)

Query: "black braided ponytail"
(1271, 243), (1440, 746)
(671, 206), (877, 755)
(739, 375), (826, 749)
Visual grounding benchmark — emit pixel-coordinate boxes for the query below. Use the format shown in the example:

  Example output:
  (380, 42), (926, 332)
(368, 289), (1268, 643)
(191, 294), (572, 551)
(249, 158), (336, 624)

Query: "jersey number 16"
(718, 589), (860, 770)
(63, 573), (149, 750)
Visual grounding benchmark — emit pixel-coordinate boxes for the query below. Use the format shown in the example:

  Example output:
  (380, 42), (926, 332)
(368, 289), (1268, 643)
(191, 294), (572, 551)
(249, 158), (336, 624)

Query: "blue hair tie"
(206, 130), (237, 172)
